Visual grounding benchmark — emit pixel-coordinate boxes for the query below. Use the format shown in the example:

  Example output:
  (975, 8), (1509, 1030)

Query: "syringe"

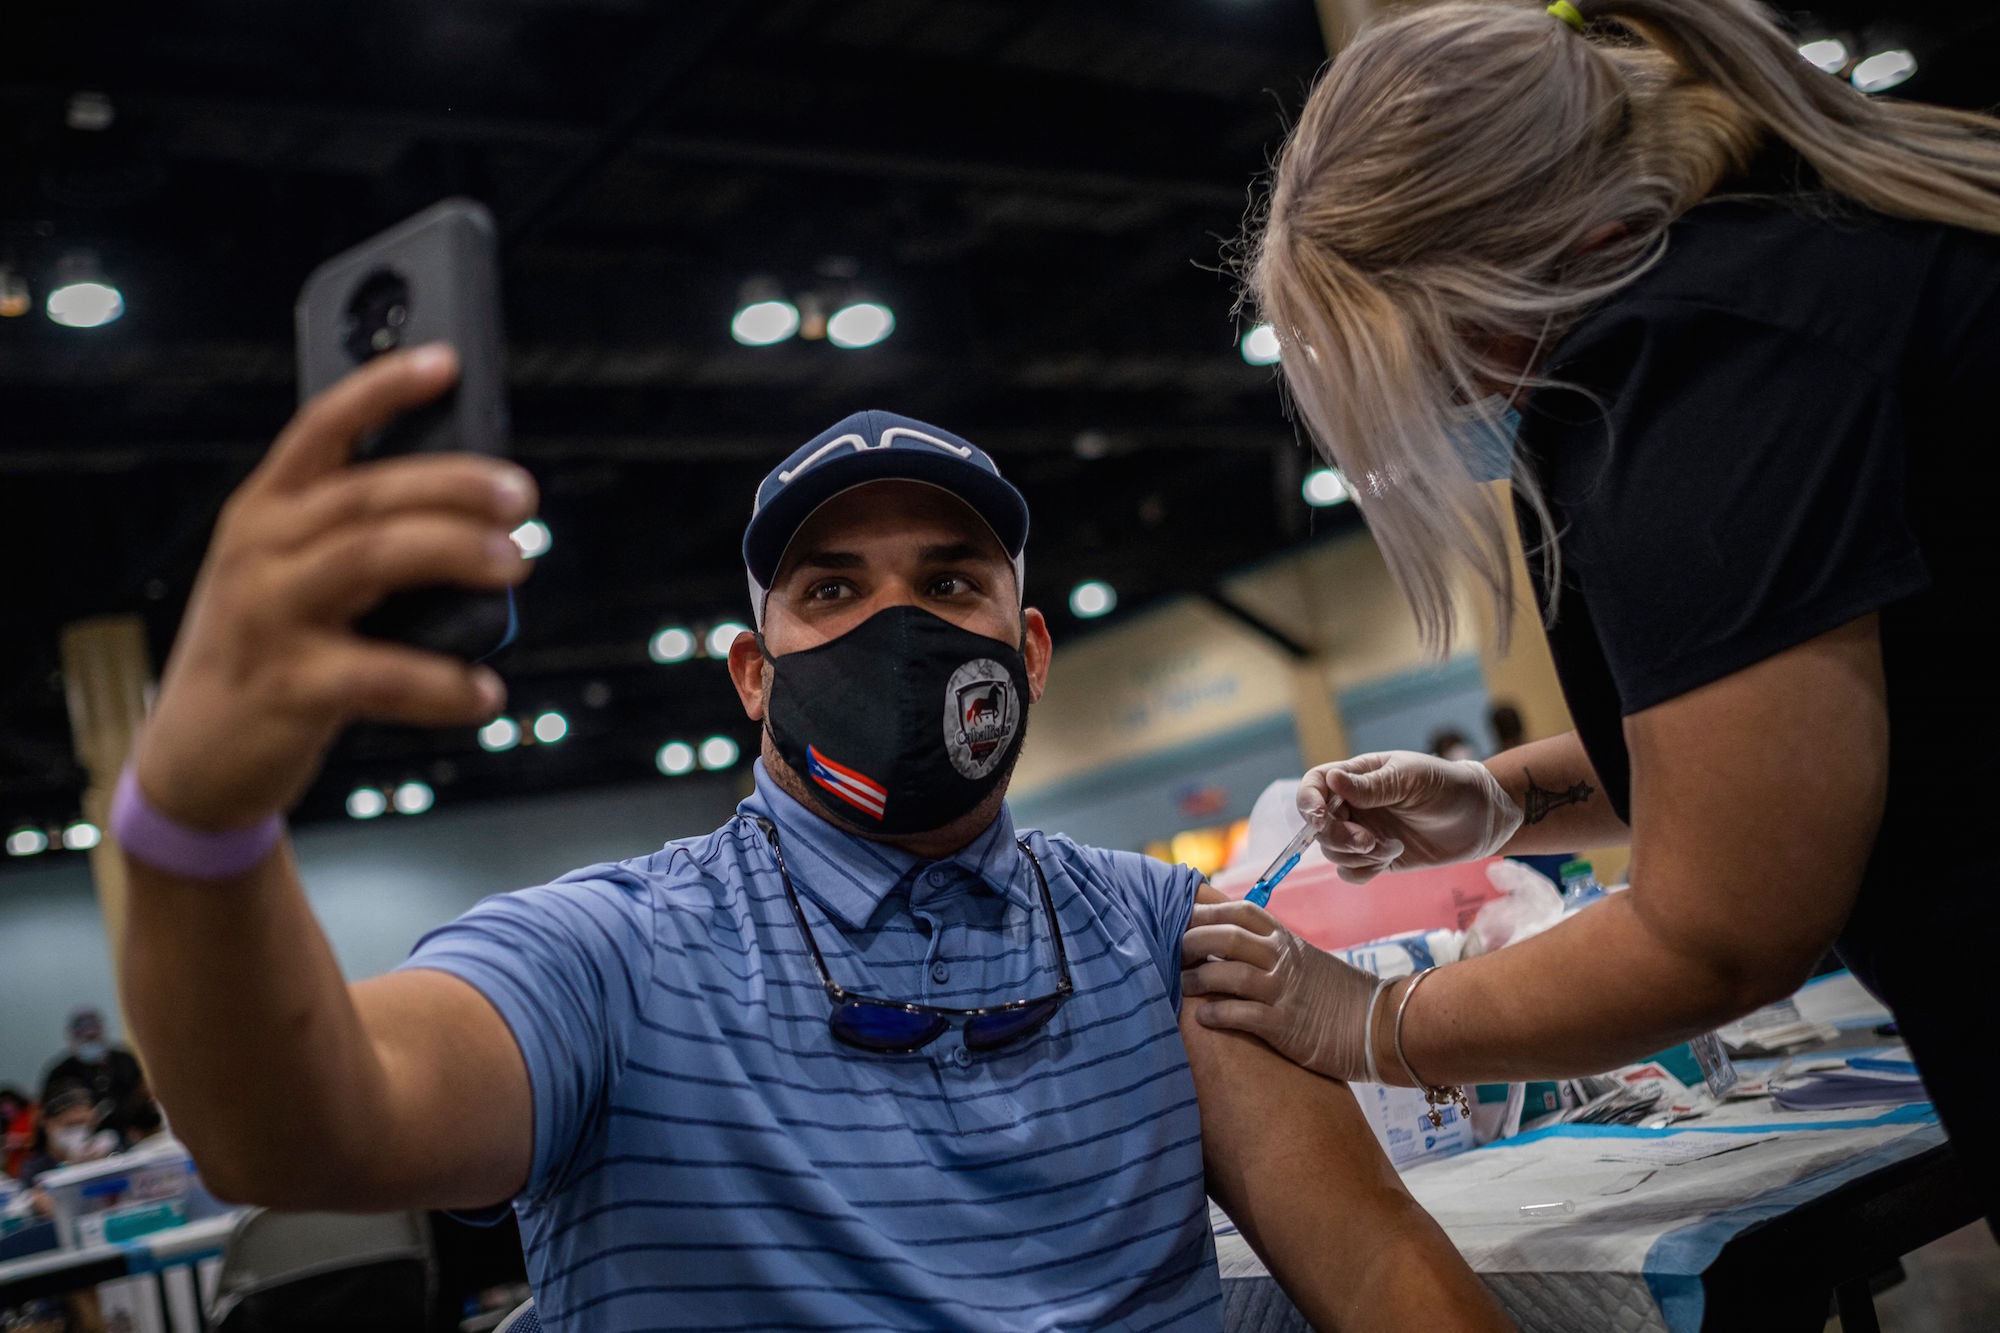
(1244, 818), (1321, 908)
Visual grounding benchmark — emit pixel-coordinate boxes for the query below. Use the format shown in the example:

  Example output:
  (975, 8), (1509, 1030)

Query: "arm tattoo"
(1520, 767), (1595, 826)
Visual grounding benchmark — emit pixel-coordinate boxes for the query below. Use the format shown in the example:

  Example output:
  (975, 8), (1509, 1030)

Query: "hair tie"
(1546, 1), (1586, 33)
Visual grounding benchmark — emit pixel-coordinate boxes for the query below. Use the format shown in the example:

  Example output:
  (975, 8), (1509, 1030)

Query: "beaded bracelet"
(1392, 967), (1473, 1129)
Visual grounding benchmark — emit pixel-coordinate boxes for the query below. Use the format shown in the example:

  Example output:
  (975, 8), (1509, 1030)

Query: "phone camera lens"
(342, 269), (412, 363)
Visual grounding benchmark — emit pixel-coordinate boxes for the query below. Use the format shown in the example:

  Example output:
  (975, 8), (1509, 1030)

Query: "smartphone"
(296, 198), (517, 661)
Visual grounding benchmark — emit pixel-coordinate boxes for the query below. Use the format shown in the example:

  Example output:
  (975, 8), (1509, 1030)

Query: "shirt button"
(931, 961), (950, 984)
(949, 1045), (972, 1069)
(928, 867), (952, 886)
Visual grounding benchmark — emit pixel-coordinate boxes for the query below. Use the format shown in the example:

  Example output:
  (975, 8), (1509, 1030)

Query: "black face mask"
(762, 605), (1031, 835)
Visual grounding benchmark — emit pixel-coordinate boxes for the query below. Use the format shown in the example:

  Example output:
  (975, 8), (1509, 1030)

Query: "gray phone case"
(295, 198), (516, 659)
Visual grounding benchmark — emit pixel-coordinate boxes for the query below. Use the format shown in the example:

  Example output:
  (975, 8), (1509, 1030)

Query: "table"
(1214, 1103), (1978, 1332)
(0, 1212), (241, 1331)
(1216, 1109), (1974, 1331)
(1212, 968), (1984, 1331)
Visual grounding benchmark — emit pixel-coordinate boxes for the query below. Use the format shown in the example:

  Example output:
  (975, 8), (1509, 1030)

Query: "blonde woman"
(1184, 0), (2000, 1213)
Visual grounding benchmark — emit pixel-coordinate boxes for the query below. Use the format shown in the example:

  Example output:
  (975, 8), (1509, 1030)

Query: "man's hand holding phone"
(131, 345), (537, 832)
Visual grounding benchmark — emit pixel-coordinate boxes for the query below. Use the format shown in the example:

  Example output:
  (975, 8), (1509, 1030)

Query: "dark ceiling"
(3, 0), (1995, 858)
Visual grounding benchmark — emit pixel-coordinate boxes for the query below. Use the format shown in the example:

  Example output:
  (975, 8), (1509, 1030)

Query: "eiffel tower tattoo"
(1521, 767), (1595, 825)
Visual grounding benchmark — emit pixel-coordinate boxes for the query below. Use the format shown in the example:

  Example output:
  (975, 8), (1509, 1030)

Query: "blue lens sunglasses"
(754, 818), (1073, 1053)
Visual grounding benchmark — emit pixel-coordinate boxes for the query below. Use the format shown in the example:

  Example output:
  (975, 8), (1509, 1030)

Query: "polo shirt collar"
(738, 760), (1029, 930)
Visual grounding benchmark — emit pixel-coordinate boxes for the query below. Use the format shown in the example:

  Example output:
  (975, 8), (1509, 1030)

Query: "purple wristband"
(110, 766), (285, 880)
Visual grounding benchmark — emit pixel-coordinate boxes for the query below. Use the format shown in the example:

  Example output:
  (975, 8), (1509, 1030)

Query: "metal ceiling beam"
(24, 89), (1249, 208)
(501, 3), (750, 249)
(0, 424), (1293, 473)
(1196, 586), (1314, 660)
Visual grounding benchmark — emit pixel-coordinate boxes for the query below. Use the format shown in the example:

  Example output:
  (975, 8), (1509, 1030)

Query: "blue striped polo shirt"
(401, 761), (1221, 1331)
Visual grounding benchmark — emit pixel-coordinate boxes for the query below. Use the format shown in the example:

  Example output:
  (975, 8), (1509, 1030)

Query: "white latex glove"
(1181, 898), (1382, 1083)
(1299, 750), (1523, 883)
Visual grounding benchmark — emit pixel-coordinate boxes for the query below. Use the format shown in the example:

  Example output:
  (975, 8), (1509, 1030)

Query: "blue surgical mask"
(1448, 398), (1522, 484)
(74, 1041), (106, 1063)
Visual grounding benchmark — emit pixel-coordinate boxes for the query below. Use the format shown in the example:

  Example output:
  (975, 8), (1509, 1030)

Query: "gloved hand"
(1300, 750), (1522, 883)
(1181, 898), (1383, 1083)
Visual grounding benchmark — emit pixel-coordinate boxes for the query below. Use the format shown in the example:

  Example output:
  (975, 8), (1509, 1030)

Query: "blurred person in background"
(1487, 702), (1525, 754)
(1426, 727), (1477, 762)
(1187, 0), (2000, 1215)
(121, 1086), (166, 1147)
(109, 371), (1503, 1332)
(18, 1083), (117, 1198)
(1, 1085), (33, 1179)
(39, 1007), (147, 1145)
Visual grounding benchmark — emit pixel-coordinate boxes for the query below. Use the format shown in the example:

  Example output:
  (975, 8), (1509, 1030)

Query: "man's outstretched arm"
(1182, 886), (1509, 1331)
(123, 846), (533, 1210)
(117, 346), (540, 1211)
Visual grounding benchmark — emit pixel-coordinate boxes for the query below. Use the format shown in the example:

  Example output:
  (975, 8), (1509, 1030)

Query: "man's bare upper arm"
(349, 968), (536, 1210)
(1181, 884), (1507, 1330)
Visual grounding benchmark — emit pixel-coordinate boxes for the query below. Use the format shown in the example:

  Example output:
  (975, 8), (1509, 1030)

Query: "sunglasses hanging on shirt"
(753, 816), (1072, 1054)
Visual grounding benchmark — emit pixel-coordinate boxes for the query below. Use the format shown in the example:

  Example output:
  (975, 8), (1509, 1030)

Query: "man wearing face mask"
(39, 1008), (146, 1146)
(115, 353), (1503, 1332)
(19, 1084), (120, 1195)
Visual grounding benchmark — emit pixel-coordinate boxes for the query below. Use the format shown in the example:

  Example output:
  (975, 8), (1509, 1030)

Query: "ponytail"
(1594, 0), (2000, 235)
(1249, 0), (2000, 653)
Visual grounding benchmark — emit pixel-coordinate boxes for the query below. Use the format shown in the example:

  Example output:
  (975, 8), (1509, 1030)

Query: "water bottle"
(1558, 859), (1603, 907)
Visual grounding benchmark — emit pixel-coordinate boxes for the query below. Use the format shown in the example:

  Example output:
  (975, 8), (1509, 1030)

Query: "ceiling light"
(699, 735), (741, 770)
(62, 821), (101, 851)
(533, 711), (569, 744)
(346, 788), (387, 820)
(47, 251), (122, 328)
(478, 717), (520, 752)
(649, 626), (697, 664)
(1240, 324), (1281, 366)
(7, 827), (49, 857)
(706, 622), (748, 658)
(1852, 49), (1916, 93)
(66, 91), (115, 132)
(47, 281), (123, 328)
(656, 741), (697, 776)
(1069, 581), (1117, 619)
(0, 268), (29, 319)
(1072, 430), (1112, 460)
(510, 519), (551, 559)
(732, 299), (800, 346)
(796, 293), (829, 341)
(391, 781), (434, 815)
(1798, 37), (1848, 73)
(1302, 469), (1350, 507)
(732, 278), (799, 347)
(827, 301), (894, 349)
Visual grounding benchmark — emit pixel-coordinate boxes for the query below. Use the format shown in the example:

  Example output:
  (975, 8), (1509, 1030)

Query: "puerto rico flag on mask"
(807, 746), (887, 821)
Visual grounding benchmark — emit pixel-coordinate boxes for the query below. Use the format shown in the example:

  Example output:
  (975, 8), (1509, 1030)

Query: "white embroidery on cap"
(775, 426), (975, 487)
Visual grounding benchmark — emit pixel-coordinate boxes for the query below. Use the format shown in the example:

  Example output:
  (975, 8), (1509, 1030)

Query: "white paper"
(1792, 971), (1894, 1031)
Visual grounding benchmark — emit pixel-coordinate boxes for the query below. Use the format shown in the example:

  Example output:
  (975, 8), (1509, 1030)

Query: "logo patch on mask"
(806, 746), (887, 820)
(943, 659), (1019, 780)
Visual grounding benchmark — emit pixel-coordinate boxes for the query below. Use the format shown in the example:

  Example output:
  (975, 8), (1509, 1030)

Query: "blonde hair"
(1250, 0), (2000, 652)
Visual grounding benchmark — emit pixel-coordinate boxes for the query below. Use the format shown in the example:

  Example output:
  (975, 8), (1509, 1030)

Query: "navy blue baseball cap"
(744, 409), (1030, 625)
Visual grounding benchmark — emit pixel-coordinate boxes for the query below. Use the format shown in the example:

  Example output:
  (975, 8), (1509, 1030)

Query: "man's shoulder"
(495, 815), (765, 920)
(1017, 830), (1198, 903)
(408, 816), (772, 980)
